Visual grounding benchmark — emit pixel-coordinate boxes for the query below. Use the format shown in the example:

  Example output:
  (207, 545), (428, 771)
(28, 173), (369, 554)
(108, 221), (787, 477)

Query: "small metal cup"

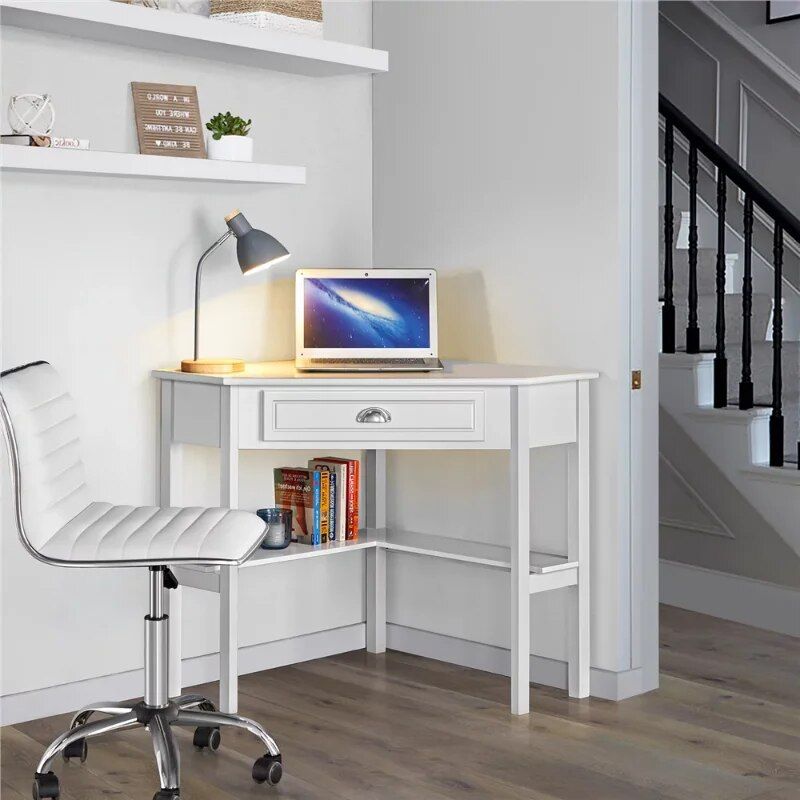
(257, 508), (293, 549)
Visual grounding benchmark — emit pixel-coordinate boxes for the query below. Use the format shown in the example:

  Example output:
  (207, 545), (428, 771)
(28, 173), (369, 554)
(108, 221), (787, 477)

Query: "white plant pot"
(207, 134), (253, 162)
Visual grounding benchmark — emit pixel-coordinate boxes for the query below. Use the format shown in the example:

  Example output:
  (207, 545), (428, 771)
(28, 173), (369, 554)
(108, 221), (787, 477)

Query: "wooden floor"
(3, 606), (799, 799)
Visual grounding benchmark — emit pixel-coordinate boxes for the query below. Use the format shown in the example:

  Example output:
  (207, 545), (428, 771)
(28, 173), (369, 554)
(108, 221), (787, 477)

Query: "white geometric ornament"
(8, 93), (56, 136)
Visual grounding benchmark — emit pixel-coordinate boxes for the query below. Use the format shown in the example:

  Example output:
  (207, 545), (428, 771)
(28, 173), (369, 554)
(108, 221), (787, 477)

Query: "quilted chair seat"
(0, 361), (265, 566)
(41, 503), (267, 564)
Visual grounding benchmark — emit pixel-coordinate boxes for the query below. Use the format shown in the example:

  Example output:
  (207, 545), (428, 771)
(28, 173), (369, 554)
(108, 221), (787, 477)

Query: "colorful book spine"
(311, 469), (321, 546)
(328, 471), (337, 542)
(309, 459), (347, 542)
(348, 459), (359, 540)
(319, 468), (330, 544)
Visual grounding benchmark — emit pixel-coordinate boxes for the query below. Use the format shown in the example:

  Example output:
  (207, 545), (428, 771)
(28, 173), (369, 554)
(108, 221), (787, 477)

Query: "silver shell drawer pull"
(356, 407), (392, 424)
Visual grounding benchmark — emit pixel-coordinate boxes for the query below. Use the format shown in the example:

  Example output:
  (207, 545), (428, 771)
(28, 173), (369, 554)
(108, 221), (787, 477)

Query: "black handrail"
(660, 94), (800, 246)
(660, 93), (799, 468)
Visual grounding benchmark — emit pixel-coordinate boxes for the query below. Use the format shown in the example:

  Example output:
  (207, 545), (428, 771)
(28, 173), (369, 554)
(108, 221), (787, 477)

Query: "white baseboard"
(660, 559), (800, 637)
(2, 617), (661, 726)
(386, 624), (655, 701)
(0, 623), (366, 726)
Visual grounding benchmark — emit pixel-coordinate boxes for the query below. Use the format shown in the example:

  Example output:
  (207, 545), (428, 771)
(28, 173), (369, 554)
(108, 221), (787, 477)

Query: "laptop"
(295, 269), (444, 372)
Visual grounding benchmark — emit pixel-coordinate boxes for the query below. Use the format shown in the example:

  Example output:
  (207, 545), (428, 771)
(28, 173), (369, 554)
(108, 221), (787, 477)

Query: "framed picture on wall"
(767, 1), (800, 24)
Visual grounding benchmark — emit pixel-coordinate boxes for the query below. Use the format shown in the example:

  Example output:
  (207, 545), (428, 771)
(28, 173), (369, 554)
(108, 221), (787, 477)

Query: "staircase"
(660, 229), (800, 463)
(658, 94), (800, 559)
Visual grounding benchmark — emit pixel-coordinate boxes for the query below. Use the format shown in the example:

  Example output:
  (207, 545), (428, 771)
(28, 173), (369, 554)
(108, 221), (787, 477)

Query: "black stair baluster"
(739, 196), (754, 409)
(770, 225), (784, 467)
(713, 174), (727, 407)
(686, 143), (700, 353)
(662, 122), (676, 354)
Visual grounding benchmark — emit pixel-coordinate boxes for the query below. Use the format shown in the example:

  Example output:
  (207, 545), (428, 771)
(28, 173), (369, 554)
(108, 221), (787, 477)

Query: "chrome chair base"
(34, 695), (282, 799)
(32, 572), (282, 800)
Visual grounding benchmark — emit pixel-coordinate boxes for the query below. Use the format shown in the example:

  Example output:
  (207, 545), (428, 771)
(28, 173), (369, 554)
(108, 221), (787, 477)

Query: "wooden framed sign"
(131, 82), (206, 158)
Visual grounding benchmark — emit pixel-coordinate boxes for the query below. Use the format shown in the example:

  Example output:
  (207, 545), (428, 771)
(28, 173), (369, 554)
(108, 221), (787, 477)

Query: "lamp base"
(181, 358), (245, 374)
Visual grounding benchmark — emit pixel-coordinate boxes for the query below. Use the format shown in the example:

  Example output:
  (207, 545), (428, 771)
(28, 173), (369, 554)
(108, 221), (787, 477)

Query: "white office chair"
(0, 361), (283, 800)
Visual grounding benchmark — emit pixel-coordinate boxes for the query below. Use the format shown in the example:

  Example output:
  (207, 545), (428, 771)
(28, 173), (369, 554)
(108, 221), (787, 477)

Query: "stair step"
(743, 464), (800, 483)
(660, 350), (799, 461)
(727, 342), (799, 460)
(726, 341), (800, 401)
(672, 292), (772, 350)
(659, 247), (719, 296)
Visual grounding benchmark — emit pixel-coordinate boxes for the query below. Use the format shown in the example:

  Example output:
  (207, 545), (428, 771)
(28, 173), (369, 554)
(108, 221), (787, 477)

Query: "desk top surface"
(152, 360), (599, 386)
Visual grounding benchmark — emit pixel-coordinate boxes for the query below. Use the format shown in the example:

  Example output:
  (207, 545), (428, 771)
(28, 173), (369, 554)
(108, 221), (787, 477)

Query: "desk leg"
(510, 387), (531, 715)
(219, 566), (239, 714)
(160, 382), (184, 700)
(568, 381), (591, 698)
(219, 387), (240, 714)
(365, 450), (387, 654)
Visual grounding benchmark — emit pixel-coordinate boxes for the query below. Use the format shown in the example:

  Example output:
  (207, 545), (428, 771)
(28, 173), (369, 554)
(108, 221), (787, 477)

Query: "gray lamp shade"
(225, 209), (290, 275)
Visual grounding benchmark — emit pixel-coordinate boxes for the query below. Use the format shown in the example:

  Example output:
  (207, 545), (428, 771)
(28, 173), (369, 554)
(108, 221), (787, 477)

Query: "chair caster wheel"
(32, 772), (60, 799)
(193, 726), (221, 751)
(153, 791), (180, 799)
(252, 754), (283, 786)
(62, 738), (88, 763)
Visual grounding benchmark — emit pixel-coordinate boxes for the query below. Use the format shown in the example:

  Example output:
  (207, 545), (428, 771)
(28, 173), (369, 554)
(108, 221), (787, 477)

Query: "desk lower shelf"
(176, 528), (578, 596)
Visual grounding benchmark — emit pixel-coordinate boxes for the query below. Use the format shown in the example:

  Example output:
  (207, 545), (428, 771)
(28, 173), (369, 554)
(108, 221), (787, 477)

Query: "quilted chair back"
(0, 362), (92, 557)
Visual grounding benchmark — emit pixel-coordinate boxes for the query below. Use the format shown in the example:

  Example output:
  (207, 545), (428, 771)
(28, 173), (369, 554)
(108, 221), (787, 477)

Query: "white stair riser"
(726, 344), (799, 458)
(660, 355), (798, 553)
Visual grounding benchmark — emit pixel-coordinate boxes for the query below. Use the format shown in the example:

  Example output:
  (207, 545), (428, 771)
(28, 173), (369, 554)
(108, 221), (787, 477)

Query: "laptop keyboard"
(308, 358), (430, 365)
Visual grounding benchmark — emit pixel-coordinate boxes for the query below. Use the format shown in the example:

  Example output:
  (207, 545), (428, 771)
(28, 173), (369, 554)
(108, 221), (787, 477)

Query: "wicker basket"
(210, 0), (323, 36)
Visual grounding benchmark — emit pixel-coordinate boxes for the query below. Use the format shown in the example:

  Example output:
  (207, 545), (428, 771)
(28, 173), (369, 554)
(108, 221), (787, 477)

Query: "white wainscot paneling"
(659, 13), (719, 140)
(738, 83), (800, 228)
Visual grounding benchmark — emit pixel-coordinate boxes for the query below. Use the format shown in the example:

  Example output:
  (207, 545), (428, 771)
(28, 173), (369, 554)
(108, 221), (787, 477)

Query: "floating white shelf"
(0, 145), (306, 184)
(0, 0), (388, 76)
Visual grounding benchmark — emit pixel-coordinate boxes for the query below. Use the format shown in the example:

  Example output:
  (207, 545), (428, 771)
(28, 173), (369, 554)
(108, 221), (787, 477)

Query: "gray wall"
(659, 1), (800, 287)
(715, 0), (800, 74)
(373, 0), (659, 689)
(659, 2), (800, 600)
(1, 3), (373, 703)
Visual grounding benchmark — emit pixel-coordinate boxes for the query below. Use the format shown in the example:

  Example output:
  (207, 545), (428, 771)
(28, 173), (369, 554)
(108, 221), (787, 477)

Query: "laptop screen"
(303, 277), (431, 349)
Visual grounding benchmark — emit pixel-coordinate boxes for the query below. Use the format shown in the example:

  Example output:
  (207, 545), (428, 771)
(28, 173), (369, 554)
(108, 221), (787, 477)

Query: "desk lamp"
(181, 210), (289, 374)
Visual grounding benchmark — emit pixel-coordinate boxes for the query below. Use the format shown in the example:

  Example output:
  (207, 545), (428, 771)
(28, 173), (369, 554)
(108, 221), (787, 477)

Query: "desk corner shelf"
(0, 0), (389, 76)
(156, 360), (595, 717)
(178, 527), (577, 577)
(0, 145), (307, 184)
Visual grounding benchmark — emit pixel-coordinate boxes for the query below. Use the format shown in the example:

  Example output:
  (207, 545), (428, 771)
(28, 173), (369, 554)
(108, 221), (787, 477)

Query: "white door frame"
(619, 0), (660, 692)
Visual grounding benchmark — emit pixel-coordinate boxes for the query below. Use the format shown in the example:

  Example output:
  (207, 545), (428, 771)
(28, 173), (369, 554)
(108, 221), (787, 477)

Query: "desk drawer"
(254, 389), (505, 445)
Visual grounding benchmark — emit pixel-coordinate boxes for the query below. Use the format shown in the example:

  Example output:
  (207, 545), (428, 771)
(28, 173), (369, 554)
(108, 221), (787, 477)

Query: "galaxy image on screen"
(304, 277), (430, 349)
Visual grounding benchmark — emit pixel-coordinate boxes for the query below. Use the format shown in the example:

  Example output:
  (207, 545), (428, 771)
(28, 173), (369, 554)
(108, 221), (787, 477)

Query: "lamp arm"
(193, 230), (234, 362)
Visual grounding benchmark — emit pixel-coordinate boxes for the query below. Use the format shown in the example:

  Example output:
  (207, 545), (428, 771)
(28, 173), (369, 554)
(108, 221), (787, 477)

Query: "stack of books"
(273, 458), (360, 546)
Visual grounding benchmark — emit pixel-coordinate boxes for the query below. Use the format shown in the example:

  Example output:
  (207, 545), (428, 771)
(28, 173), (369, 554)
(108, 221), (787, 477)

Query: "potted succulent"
(205, 111), (253, 162)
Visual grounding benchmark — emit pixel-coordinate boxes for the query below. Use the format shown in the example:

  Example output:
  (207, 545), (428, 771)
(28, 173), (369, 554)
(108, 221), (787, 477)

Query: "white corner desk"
(153, 360), (597, 716)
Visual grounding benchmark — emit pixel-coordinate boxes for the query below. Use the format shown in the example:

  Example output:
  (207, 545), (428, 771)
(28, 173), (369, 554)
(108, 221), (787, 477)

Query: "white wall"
(1, 3), (374, 707)
(1, 0), (661, 716)
(373, 1), (659, 691)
